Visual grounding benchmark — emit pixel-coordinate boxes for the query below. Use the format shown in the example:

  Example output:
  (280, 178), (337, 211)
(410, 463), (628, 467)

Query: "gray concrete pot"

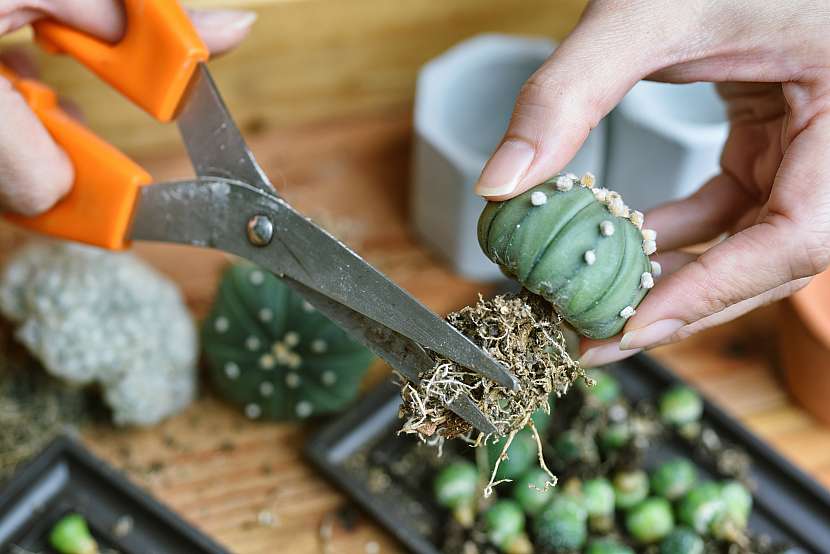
(605, 81), (729, 212)
(411, 34), (607, 281)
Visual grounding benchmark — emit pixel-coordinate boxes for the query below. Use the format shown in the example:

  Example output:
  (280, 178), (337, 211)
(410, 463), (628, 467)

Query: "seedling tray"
(0, 436), (229, 554)
(305, 354), (830, 554)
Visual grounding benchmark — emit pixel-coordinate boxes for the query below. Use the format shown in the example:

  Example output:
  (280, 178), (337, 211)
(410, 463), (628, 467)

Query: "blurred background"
(0, 2), (829, 554)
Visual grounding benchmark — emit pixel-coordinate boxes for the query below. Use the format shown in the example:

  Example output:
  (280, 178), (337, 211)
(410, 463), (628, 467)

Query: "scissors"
(1, 0), (518, 434)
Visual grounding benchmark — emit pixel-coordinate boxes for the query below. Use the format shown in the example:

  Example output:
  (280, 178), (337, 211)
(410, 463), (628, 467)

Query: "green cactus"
(533, 493), (588, 552)
(626, 497), (675, 543)
(659, 386), (704, 427)
(478, 173), (657, 339)
(513, 467), (556, 516)
(486, 429), (537, 481)
(613, 469), (650, 509)
(585, 538), (635, 554)
(660, 527), (705, 554)
(49, 513), (98, 554)
(482, 500), (533, 554)
(651, 458), (698, 501)
(434, 460), (479, 527)
(678, 482), (726, 534)
(582, 477), (616, 532)
(202, 263), (374, 421)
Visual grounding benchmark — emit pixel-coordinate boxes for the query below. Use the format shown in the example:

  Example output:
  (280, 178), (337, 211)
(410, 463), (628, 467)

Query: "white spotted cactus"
(478, 173), (659, 339)
(202, 263), (375, 420)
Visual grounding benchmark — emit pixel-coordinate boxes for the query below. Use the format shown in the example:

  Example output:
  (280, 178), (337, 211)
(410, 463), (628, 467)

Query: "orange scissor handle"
(33, 0), (209, 122)
(1, 65), (152, 250)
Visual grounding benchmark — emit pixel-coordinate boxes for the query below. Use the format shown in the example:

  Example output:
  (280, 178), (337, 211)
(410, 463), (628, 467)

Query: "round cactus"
(513, 468), (556, 516)
(626, 497), (675, 543)
(477, 173), (657, 339)
(202, 263), (374, 421)
(651, 458), (698, 501)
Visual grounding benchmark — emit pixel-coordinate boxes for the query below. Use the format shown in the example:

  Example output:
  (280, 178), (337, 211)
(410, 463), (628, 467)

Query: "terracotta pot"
(778, 270), (830, 425)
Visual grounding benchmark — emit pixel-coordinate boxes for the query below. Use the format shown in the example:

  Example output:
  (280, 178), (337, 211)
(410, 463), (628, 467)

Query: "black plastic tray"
(0, 436), (230, 554)
(305, 354), (830, 554)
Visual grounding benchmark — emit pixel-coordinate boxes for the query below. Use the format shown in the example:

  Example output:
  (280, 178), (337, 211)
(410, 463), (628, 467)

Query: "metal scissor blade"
(282, 278), (498, 435)
(176, 64), (275, 195)
(130, 178), (518, 391)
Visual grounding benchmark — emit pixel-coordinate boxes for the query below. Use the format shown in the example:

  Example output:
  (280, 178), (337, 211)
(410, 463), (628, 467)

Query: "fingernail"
(580, 343), (641, 368)
(475, 140), (535, 197)
(223, 10), (258, 30)
(201, 9), (258, 30)
(619, 319), (685, 350)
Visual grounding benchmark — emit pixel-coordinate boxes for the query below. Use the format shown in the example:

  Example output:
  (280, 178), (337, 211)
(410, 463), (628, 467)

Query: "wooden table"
(19, 111), (828, 553)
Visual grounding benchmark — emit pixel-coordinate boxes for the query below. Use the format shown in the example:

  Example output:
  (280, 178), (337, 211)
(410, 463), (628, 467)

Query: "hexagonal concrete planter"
(605, 81), (728, 212)
(410, 34), (607, 282)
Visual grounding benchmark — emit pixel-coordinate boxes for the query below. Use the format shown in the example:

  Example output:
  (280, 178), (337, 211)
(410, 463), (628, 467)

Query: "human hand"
(0, 2), (256, 215)
(473, 0), (830, 366)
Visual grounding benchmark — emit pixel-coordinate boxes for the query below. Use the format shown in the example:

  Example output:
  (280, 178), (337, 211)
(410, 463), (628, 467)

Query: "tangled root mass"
(399, 291), (584, 442)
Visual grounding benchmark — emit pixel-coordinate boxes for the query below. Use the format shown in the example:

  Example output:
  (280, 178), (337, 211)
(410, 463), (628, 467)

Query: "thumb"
(474, 0), (700, 200)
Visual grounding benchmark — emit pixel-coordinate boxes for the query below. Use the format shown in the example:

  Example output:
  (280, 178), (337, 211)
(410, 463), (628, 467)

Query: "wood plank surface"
(3, 110), (829, 553)
(0, 0), (587, 157)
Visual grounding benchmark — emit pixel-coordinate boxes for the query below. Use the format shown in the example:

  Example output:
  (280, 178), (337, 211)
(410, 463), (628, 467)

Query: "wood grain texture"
(1, 110), (828, 553)
(0, 0), (587, 157)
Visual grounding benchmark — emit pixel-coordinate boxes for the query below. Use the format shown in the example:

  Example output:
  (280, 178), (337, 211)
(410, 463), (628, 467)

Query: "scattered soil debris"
(0, 320), (96, 478)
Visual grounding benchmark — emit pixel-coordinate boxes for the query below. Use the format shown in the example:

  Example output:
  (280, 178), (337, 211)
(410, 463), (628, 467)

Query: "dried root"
(398, 291), (584, 441)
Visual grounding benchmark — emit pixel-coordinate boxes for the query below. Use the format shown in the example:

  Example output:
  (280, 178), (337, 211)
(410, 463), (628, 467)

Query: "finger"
(618, 113), (830, 351)
(645, 172), (756, 251)
(188, 9), (257, 57)
(0, 75), (72, 215)
(0, 0), (125, 40)
(582, 275), (810, 364)
(473, 0), (706, 200)
(578, 336), (640, 368)
(0, 49), (39, 78)
(0, 3), (255, 56)
(651, 251), (696, 277)
(649, 277), (811, 346)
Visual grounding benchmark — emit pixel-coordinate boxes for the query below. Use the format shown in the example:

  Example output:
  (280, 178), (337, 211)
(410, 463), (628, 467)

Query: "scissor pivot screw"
(247, 215), (274, 246)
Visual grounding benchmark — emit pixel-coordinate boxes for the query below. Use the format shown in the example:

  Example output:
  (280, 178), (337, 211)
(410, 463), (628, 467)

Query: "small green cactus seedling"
(720, 480), (752, 526)
(533, 493), (588, 552)
(513, 467), (557, 516)
(659, 386), (703, 428)
(626, 497), (675, 543)
(598, 421), (632, 452)
(613, 469), (650, 509)
(553, 429), (599, 465)
(202, 263), (374, 421)
(582, 477), (615, 532)
(478, 173), (657, 339)
(49, 513), (98, 554)
(711, 480), (753, 541)
(580, 369), (622, 406)
(434, 461), (479, 527)
(651, 458), (698, 501)
(678, 482), (726, 534)
(486, 429), (537, 481)
(482, 500), (533, 554)
(530, 396), (554, 436)
(660, 527), (705, 554)
(585, 537), (635, 554)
